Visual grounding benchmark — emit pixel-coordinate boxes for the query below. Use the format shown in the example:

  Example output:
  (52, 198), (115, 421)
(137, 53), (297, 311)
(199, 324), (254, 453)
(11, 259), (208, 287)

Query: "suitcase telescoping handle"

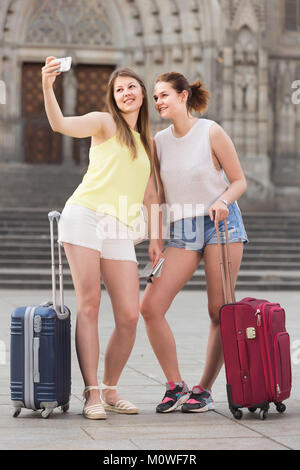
(48, 211), (67, 320)
(215, 214), (236, 304)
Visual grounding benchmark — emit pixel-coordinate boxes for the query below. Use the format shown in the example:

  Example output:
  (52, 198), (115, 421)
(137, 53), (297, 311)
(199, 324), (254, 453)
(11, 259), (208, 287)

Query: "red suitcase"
(217, 220), (292, 420)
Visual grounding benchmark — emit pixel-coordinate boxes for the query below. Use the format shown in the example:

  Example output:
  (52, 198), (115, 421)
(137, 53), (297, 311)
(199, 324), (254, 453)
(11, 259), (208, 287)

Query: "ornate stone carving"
(24, 0), (113, 46)
(232, 27), (258, 112)
(228, 0), (263, 32)
(0, 0), (298, 207)
(234, 26), (258, 65)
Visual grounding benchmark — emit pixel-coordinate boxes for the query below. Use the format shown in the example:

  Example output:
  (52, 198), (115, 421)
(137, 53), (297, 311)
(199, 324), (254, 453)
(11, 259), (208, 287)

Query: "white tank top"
(154, 118), (228, 222)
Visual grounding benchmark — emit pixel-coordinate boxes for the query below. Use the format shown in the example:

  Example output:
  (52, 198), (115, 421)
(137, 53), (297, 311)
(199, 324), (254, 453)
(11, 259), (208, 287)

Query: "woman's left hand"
(208, 200), (229, 228)
(148, 240), (164, 268)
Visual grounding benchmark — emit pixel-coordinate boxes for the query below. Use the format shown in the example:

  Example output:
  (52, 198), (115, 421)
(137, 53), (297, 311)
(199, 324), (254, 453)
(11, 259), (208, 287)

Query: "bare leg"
(100, 259), (140, 405)
(62, 243), (102, 406)
(199, 242), (243, 391)
(140, 247), (202, 383)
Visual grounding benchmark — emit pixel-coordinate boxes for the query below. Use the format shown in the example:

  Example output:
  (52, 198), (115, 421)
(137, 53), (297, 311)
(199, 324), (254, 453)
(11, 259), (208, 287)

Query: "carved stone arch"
(0, 0), (136, 166)
(234, 26), (258, 52)
(1, 0), (131, 52)
(0, 0), (130, 125)
(114, 0), (147, 66)
(222, 0), (266, 32)
(232, 0), (260, 34)
(234, 25), (258, 67)
(1, 0), (23, 45)
(15, 0), (126, 48)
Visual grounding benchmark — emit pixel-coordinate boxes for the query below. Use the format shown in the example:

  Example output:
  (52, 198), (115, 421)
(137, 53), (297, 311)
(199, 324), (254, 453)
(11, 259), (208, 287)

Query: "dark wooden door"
(22, 63), (63, 164)
(73, 64), (114, 166)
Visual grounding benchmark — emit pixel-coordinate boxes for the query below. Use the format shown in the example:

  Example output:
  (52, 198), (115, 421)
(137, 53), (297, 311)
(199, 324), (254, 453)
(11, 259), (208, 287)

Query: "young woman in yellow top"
(42, 57), (162, 420)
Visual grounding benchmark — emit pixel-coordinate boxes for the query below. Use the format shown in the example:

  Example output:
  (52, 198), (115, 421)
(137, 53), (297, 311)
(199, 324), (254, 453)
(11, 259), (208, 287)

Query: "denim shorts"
(167, 201), (249, 254)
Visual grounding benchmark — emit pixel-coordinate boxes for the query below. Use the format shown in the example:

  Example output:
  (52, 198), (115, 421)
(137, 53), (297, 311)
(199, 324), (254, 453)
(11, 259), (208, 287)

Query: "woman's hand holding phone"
(42, 56), (61, 90)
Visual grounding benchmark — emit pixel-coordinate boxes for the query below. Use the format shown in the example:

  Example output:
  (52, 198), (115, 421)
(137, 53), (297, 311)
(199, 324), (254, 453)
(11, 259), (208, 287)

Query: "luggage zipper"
(255, 304), (273, 401)
(262, 303), (279, 401)
(255, 308), (261, 326)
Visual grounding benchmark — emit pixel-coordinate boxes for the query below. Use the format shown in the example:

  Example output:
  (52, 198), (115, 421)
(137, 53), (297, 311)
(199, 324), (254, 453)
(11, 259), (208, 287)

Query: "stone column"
(61, 68), (77, 168)
(296, 87), (300, 170)
(257, 48), (271, 186)
(0, 48), (21, 163)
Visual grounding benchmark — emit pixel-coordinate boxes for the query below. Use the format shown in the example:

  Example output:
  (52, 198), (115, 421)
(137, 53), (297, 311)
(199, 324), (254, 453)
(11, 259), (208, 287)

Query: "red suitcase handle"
(215, 216), (236, 305)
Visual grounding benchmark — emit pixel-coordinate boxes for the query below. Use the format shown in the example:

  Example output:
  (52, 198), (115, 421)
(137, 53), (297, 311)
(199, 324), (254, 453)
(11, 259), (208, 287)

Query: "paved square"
(1, 289), (299, 450)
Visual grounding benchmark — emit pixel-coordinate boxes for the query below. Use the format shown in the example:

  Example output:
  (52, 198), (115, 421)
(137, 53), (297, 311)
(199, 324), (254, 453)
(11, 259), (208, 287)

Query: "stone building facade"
(0, 0), (300, 210)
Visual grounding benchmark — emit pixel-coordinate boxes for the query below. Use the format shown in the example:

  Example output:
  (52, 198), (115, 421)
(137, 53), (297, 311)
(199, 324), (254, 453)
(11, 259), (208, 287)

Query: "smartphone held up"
(52, 56), (72, 73)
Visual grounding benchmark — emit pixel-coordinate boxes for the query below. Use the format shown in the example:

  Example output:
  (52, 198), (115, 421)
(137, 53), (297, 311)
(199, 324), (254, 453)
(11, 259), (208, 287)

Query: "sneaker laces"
(160, 382), (188, 404)
(188, 386), (210, 402)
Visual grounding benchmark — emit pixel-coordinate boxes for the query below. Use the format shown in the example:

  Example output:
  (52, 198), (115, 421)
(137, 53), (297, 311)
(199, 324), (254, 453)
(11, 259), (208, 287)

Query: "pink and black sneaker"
(156, 381), (190, 413)
(181, 385), (215, 413)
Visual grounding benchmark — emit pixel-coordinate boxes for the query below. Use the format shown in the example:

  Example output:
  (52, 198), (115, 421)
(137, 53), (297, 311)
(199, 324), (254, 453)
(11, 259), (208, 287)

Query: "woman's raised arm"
(42, 56), (106, 138)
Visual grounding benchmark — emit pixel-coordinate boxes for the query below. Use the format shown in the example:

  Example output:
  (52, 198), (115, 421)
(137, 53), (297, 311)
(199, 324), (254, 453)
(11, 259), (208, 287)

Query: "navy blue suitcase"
(10, 211), (71, 418)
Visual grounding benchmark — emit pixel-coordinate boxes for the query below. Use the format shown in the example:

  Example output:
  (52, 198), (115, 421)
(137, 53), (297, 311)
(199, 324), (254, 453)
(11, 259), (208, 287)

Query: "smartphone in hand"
(55, 57), (72, 72)
(139, 257), (165, 283)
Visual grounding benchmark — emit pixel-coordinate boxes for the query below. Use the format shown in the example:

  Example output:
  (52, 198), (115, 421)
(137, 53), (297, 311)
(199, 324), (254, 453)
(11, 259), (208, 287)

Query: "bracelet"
(218, 199), (228, 207)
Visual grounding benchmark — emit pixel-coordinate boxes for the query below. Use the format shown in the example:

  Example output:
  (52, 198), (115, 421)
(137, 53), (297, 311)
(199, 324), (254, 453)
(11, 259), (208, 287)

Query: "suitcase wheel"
(13, 407), (21, 418)
(259, 409), (268, 420)
(41, 408), (53, 419)
(275, 402), (286, 413)
(61, 403), (69, 413)
(233, 409), (243, 420)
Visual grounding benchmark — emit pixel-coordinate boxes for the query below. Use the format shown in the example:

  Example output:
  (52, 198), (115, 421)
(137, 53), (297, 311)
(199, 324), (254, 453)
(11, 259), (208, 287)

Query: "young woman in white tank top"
(140, 72), (248, 413)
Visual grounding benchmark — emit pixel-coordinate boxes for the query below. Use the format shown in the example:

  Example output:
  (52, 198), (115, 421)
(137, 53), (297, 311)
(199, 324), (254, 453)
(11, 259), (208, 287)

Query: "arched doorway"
(21, 62), (114, 165)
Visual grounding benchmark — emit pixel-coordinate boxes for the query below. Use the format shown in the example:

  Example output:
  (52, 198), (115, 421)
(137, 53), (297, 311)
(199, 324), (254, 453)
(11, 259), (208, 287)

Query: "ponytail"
(189, 79), (210, 114)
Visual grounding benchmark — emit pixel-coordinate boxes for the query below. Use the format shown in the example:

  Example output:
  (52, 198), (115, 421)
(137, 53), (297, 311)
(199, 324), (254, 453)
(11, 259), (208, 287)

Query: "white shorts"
(57, 204), (138, 263)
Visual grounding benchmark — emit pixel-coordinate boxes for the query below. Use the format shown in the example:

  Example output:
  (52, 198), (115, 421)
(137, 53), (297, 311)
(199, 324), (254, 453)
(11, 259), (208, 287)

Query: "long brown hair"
(106, 67), (153, 169)
(156, 72), (210, 114)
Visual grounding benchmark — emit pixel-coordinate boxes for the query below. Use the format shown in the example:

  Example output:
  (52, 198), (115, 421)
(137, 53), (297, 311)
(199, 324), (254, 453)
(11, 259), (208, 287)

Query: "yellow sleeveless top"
(65, 130), (151, 228)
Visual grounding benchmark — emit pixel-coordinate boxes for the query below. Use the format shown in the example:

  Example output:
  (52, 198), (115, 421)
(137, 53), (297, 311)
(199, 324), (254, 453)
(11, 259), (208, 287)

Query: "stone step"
(0, 235), (299, 245)
(1, 245), (300, 256)
(1, 252), (300, 262)
(1, 209), (299, 290)
(1, 219), (300, 228)
(1, 216), (300, 228)
(0, 252), (299, 266)
(1, 279), (299, 291)
(0, 259), (299, 271)
(1, 229), (300, 238)
(0, 164), (83, 210)
(1, 268), (299, 281)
